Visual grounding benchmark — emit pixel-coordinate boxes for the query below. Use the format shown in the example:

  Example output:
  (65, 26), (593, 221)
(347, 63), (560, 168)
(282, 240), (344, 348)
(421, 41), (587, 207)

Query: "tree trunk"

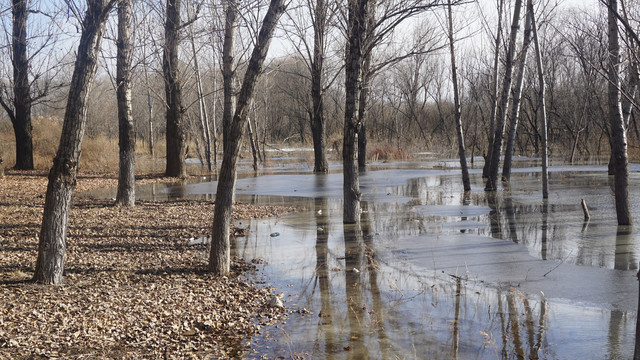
(483, 0), (504, 179)
(188, 8), (213, 172)
(115, 0), (136, 207)
(357, 61), (372, 172)
(311, 0), (328, 173)
(530, 0), (549, 199)
(247, 116), (259, 171)
(485, 0), (523, 191)
(607, 0), (633, 225)
(357, 1), (376, 172)
(502, 5), (533, 183)
(343, 0), (369, 224)
(222, 0), (238, 153)
(447, 0), (470, 193)
(146, 86), (154, 157)
(164, 0), (187, 178)
(209, 0), (286, 275)
(33, 0), (115, 284)
(12, 0), (33, 170)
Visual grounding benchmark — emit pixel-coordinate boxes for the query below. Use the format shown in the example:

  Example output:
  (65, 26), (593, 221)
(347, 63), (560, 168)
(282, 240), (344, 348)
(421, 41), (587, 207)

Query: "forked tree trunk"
(447, 0), (471, 193)
(115, 0), (136, 207)
(343, 0), (369, 224)
(529, 0), (548, 199)
(311, 0), (329, 173)
(607, 0), (632, 225)
(33, 0), (115, 285)
(164, 0), (187, 178)
(12, 0), (33, 170)
(502, 5), (533, 182)
(483, 0), (504, 179)
(485, 0), (523, 191)
(209, 0), (286, 275)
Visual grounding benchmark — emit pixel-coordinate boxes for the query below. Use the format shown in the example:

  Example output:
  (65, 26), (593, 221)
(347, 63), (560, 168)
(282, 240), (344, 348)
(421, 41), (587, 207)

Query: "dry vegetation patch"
(0, 173), (295, 359)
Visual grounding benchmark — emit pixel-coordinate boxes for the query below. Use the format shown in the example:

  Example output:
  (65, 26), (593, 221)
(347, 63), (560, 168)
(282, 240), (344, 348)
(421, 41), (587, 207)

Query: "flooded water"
(131, 158), (640, 359)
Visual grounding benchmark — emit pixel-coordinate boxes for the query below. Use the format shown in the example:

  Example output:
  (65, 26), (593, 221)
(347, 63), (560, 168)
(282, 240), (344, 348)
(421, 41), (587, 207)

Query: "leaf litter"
(0, 172), (295, 359)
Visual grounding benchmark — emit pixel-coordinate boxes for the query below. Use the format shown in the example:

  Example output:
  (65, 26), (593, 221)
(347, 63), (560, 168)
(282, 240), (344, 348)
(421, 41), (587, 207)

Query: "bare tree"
(8, 0), (32, 170)
(482, 0), (504, 179)
(502, 2), (533, 183)
(164, 0), (187, 178)
(209, 0), (287, 275)
(343, 0), (369, 224)
(606, 0), (632, 225)
(446, 0), (470, 192)
(33, 0), (116, 285)
(115, 0), (136, 206)
(310, 0), (331, 173)
(529, 0), (548, 198)
(485, 0), (523, 191)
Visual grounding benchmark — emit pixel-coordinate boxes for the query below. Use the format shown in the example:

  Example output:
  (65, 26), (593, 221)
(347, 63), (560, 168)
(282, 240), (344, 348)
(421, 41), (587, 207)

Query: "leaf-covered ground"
(0, 172), (293, 359)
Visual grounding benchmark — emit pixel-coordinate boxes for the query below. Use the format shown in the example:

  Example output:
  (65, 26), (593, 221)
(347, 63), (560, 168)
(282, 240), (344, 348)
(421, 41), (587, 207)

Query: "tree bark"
(11, 0), (33, 170)
(310, 0), (329, 173)
(164, 0), (187, 178)
(483, 0), (504, 179)
(343, 0), (369, 224)
(209, 0), (286, 275)
(33, 0), (115, 284)
(607, 0), (633, 225)
(502, 4), (533, 182)
(115, 0), (136, 207)
(485, 0), (523, 191)
(447, 0), (470, 193)
(357, 0), (376, 172)
(222, 0), (238, 153)
(530, 0), (549, 199)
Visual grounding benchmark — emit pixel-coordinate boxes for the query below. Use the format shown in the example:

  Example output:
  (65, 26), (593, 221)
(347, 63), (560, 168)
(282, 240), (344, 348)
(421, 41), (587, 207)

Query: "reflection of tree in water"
(496, 288), (547, 360)
(361, 201), (392, 358)
(343, 222), (368, 359)
(313, 197), (336, 357)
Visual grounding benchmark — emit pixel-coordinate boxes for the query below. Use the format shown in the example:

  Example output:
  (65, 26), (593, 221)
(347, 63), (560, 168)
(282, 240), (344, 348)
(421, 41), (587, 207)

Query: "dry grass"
(368, 143), (411, 161)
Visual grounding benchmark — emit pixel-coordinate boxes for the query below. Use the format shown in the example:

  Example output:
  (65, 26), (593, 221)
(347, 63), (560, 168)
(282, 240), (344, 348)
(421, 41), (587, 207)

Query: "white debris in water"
(268, 295), (284, 308)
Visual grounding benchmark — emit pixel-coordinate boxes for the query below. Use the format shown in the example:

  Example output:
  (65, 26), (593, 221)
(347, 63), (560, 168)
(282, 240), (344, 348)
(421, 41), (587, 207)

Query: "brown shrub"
(368, 144), (411, 161)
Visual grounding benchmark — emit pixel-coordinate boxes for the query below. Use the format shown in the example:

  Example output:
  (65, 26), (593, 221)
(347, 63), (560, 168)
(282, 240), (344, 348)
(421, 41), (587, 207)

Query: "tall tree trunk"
(209, 0), (286, 275)
(607, 0), (632, 225)
(146, 85), (154, 157)
(222, 0), (238, 153)
(502, 5), (533, 182)
(357, 58), (372, 171)
(483, 0), (504, 179)
(33, 0), (115, 284)
(357, 0), (376, 172)
(485, 0), (523, 191)
(12, 0), (33, 170)
(188, 8), (213, 172)
(115, 0), (136, 207)
(311, 0), (329, 173)
(530, 0), (548, 199)
(343, 0), (369, 224)
(447, 0), (471, 193)
(164, 0), (187, 178)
